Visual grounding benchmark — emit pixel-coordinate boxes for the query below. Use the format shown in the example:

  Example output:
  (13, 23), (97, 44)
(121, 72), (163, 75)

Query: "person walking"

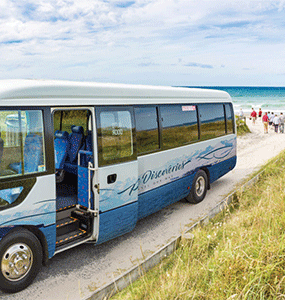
(262, 112), (269, 134)
(239, 108), (244, 120)
(269, 112), (275, 129)
(250, 108), (257, 125)
(273, 114), (280, 133)
(258, 108), (262, 119)
(279, 112), (285, 133)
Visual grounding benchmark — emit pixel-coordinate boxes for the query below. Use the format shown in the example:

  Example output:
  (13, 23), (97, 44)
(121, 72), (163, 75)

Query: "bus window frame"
(159, 103), (199, 150)
(96, 106), (137, 167)
(134, 105), (161, 156)
(0, 106), (54, 185)
(0, 106), (54, 211)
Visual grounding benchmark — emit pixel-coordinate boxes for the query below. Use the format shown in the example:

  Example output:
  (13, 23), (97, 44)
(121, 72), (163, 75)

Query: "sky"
(0, 0), (285, 87)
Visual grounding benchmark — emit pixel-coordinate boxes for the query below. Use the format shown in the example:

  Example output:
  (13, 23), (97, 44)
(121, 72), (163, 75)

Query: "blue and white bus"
(0, 80), (236, 292)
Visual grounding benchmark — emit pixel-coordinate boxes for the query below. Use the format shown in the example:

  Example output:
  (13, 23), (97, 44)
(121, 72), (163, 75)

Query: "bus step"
(56, 229), (87, 248)
(56, 205), (76, 221)
(56, 217), (79, 236)
(71, 210), (93, 234)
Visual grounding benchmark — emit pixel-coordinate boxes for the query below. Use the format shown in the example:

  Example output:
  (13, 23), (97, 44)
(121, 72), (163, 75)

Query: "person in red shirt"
(250, 108), (257, 125)
(262, 112), (269, 133)
(258, 108), (262, 118)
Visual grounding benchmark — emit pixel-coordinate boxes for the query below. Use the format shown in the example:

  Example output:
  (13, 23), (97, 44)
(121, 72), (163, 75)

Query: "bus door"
(95, 106), (138, 244)
(53, 107), (99, 248)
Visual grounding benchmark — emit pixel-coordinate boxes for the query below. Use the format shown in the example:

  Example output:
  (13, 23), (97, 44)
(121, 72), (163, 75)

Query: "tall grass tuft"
(112, 152), (285, 300)
(236, 116), (250, 136)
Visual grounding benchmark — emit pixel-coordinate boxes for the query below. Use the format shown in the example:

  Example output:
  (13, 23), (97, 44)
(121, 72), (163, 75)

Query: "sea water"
(188, 87), (285, 115)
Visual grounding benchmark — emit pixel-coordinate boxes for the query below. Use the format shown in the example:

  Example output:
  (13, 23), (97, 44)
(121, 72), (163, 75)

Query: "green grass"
(112, 151), (285, 300)
(236, 117), (251, 136)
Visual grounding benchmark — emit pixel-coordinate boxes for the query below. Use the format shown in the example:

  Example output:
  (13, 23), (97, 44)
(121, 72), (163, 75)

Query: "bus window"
(225, 103), (234, 134)
(160, 104), (198, 150)
(198, 104), (226, 140)
(0, 110), (46, 206)
(135, 106), (159, 154)
(97, 108), (136, 166)
(53, 110), (89, 134)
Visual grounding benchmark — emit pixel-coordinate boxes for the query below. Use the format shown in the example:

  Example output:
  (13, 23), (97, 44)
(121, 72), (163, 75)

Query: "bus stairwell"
(55, 205), (93, 250)
(54, 146), (95, 250)
(55, 164), (94, 250)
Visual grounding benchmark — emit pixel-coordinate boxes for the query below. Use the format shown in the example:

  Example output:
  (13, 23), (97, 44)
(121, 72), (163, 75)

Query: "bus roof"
(0, 79), (231, 106)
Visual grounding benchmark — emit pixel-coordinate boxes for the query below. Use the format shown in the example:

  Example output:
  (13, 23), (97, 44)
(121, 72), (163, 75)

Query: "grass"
(111, 151), (285, 300)
(236, 117), (251, 136)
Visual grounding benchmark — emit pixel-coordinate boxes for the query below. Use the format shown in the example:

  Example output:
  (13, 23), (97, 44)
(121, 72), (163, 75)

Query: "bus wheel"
(0, 228), (43, 293)
(186, 170), (208, 204)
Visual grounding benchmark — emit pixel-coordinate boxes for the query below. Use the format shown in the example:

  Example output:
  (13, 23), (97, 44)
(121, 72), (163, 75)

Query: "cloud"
(0, 0), (285, 86)
(184, 63), (214, 69)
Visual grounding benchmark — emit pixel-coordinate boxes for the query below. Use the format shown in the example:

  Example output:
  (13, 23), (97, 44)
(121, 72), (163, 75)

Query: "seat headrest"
(55, 130), (69, 139)
(71, 126), (84, 134)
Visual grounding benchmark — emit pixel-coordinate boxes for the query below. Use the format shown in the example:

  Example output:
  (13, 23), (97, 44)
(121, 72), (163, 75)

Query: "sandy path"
(1, 118), (285, 300)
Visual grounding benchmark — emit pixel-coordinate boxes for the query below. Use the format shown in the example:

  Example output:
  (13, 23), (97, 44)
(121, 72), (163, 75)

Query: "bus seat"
(64, 125), (84, 175)
(10, 133), (43, 174)
(24, 133), (43, 173)
(54, 130), (69, 170)
(85, 130), (92, 152)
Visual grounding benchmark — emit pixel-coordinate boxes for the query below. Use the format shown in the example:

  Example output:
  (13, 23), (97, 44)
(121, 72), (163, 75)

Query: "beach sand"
(237, 117), (285, 174)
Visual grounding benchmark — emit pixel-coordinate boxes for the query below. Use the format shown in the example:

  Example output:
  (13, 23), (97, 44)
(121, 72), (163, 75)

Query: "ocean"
(187, 86), (285, 115)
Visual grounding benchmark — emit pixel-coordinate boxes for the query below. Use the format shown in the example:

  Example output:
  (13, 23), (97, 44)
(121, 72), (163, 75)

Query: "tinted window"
(198, 104), (226, 140)
(161, 105), (198, 149)
(0, 110), (46, 207)
(135, 106), (159, 154)
(225, 103), (234, 133)
(53, 110), (89, 134)
(97, 108), (136, 166)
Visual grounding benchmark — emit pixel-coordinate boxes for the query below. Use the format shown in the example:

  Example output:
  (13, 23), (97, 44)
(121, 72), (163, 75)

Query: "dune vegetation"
(236, 117), (251, 136)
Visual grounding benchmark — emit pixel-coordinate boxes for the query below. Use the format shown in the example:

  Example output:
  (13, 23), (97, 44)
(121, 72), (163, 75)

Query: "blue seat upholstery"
(85, 130), (92, 152)
(10, 133), (43, 174)
(64, 125), (84, 175)
(54, 130), (69, 170)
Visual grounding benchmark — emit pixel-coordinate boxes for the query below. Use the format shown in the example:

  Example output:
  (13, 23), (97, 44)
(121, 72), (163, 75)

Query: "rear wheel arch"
(186, 169), (209, 204)
(200, 167), (210, 190)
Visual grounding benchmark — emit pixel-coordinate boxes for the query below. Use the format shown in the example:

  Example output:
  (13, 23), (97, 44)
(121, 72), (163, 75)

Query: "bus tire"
(0, 228), (43, 293)
(186, 170), (208, 204)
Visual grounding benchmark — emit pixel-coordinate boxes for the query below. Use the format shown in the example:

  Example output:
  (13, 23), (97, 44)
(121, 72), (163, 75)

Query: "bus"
(0, 80), (236, 293)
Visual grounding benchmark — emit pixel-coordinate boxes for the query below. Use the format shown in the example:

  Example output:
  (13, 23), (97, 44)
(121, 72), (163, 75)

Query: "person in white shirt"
(273, 114), (280, 133)
(269, 112), (275, 129)
(239, 108), (244, 120)
(279, 112), (285, 133)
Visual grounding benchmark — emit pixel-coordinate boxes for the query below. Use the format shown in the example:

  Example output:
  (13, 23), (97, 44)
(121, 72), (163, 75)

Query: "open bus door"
(53, 107), (99, 251)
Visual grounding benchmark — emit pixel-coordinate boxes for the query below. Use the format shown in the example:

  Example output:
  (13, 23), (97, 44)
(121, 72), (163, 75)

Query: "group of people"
(249, 108), (285, 134)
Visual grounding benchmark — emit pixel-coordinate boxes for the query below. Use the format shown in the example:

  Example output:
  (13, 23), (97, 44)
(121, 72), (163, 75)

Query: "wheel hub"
(195, 176), (205, 197)
(1, 243), (33, 281)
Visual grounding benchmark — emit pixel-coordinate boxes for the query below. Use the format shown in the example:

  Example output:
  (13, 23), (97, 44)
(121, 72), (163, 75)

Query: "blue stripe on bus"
(96, 201), (138, 244)
(138, 172), (194, 220)
(39, 224), (56, 259)
(137, 155), (237, 219)
(0, 224), (56, 259)
(208, 156), (236, 183)
(95, 156), (236, 244)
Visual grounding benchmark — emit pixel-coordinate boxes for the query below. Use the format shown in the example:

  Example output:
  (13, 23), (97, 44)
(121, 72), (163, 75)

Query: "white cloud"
(0, 0), (284, 85)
